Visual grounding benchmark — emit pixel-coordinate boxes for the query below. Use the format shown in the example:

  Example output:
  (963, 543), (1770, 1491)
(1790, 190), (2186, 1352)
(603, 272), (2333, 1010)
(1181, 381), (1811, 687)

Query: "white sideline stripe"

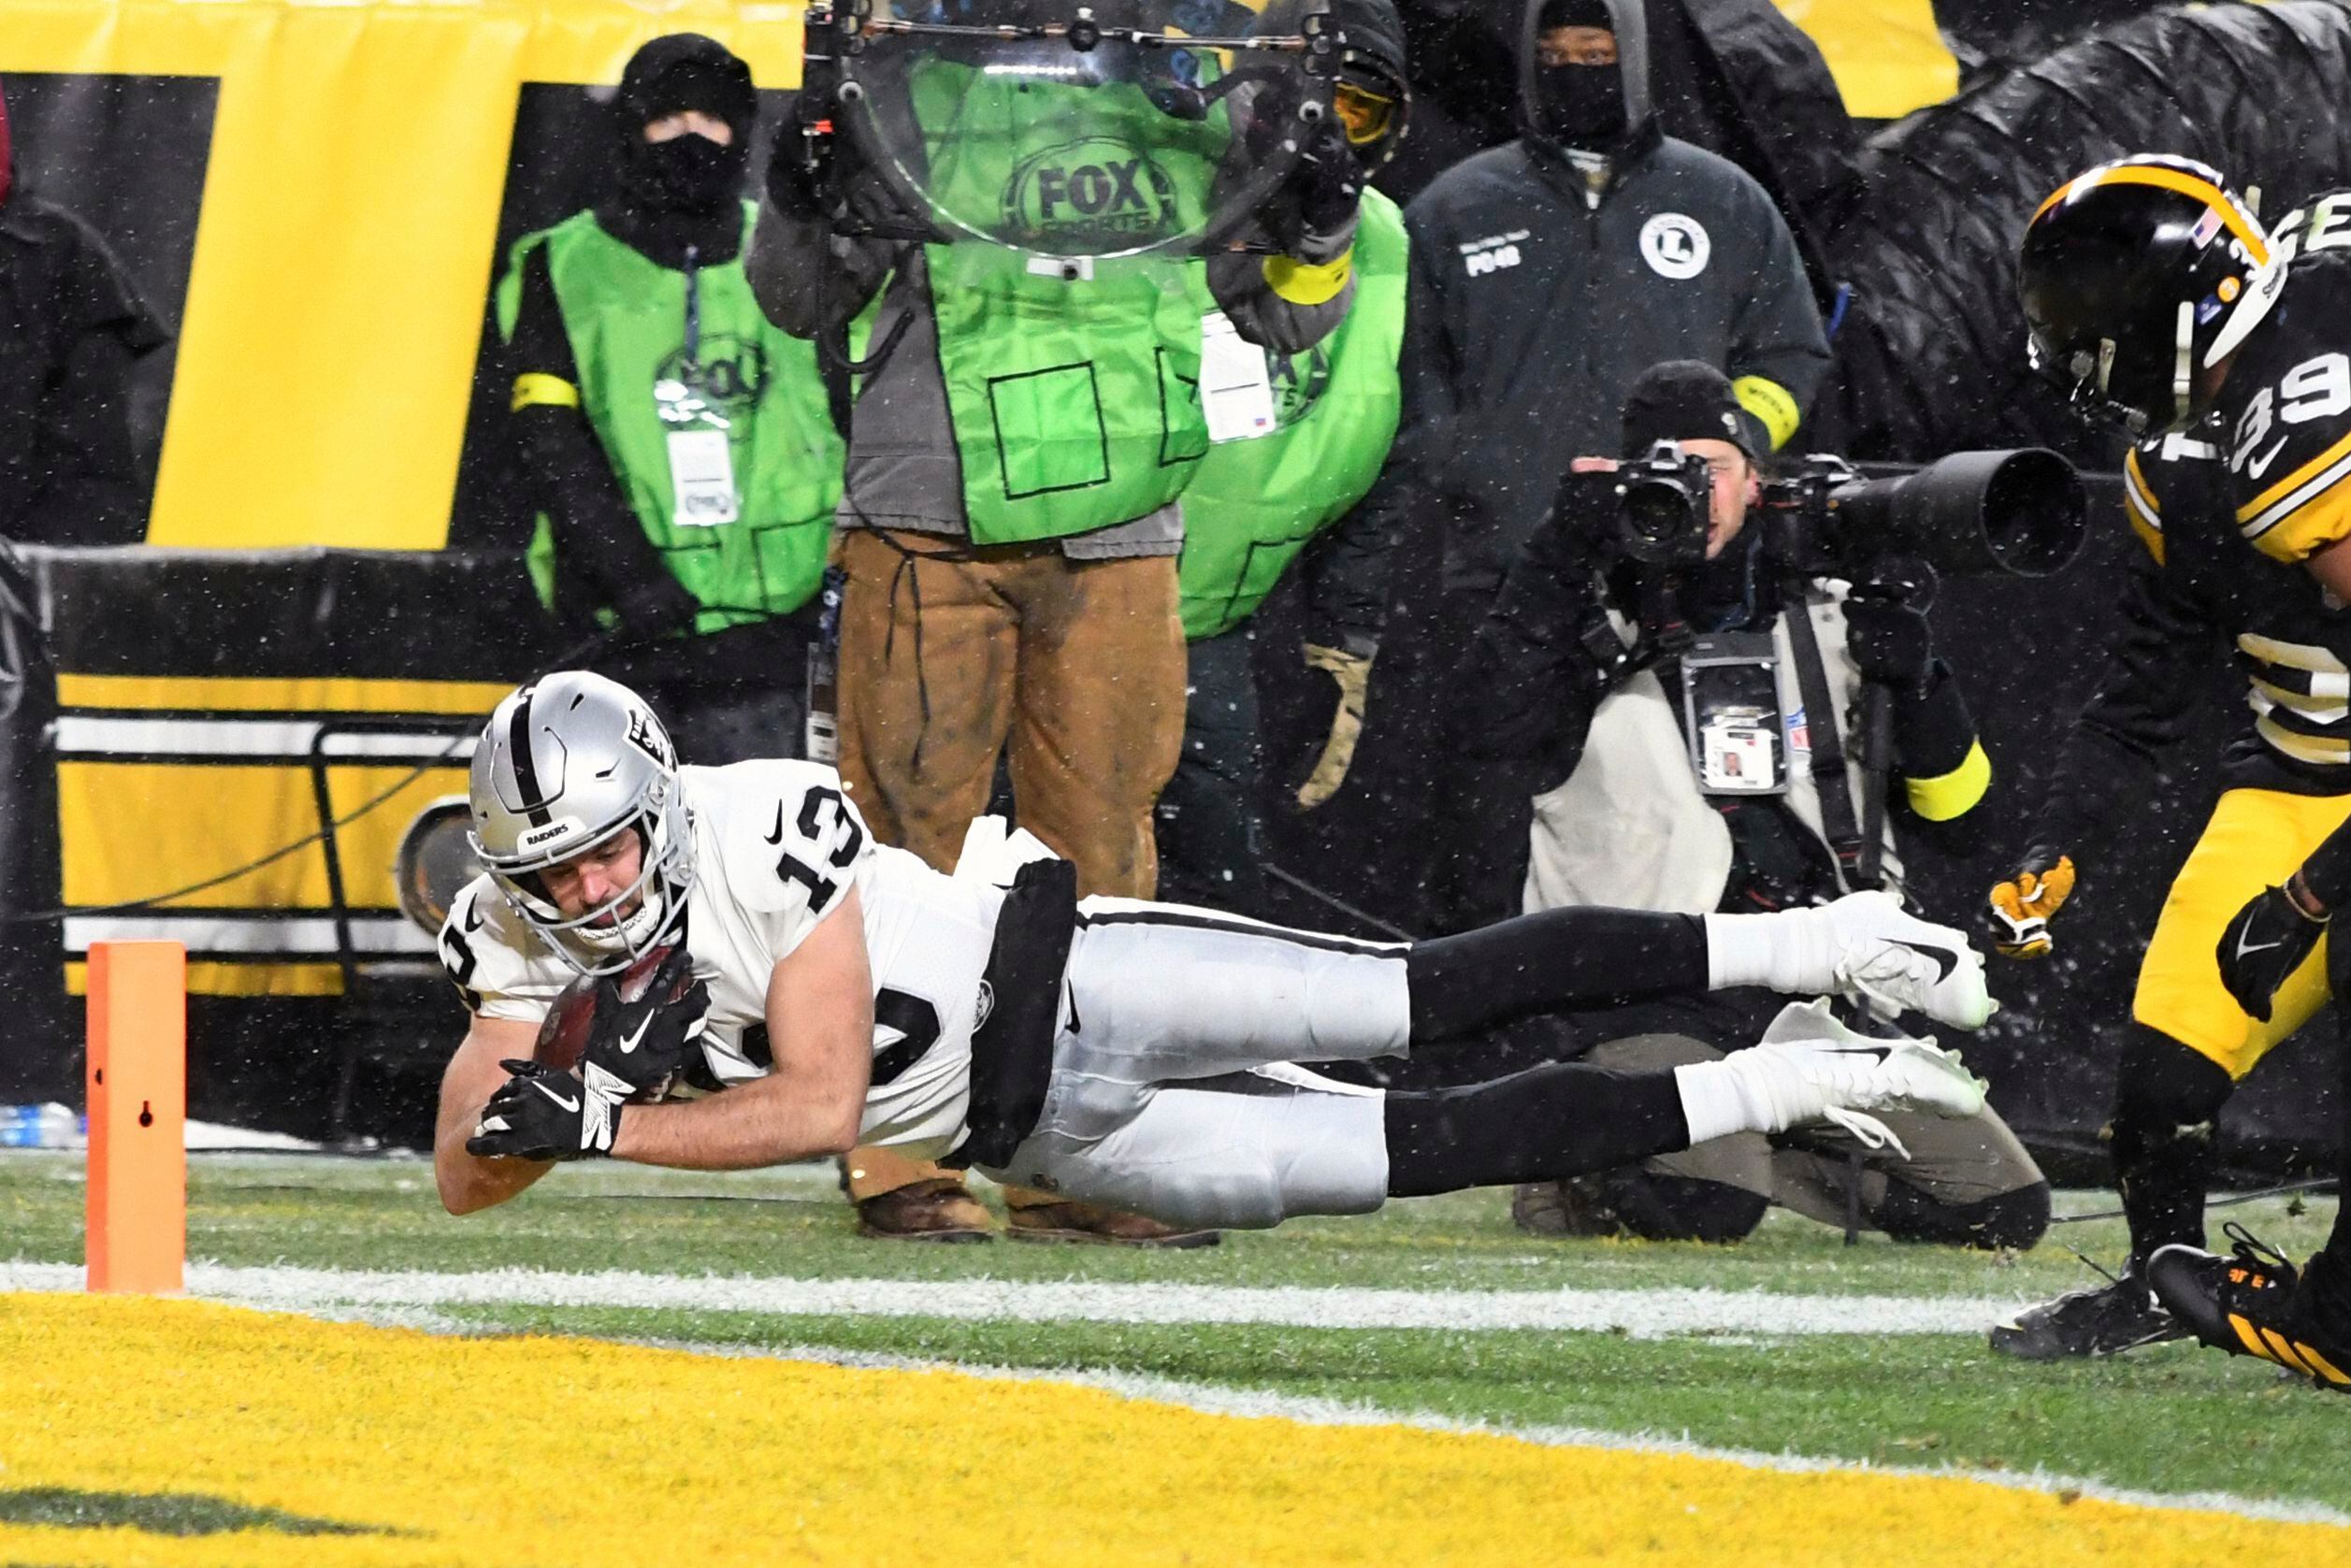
(56, 715), (476, 761)
(0, 1260), (2032, 1338)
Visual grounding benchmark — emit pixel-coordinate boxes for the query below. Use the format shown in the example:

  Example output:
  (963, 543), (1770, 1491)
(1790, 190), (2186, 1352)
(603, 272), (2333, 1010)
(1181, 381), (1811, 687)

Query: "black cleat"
(2147, 1226), (2351, 1392)
(1989, 1273), (2186, 1360)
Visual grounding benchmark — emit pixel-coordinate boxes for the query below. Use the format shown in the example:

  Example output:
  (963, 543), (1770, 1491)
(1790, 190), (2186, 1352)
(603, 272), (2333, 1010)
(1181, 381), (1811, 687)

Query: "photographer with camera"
(1440, 360), (2051, 1248)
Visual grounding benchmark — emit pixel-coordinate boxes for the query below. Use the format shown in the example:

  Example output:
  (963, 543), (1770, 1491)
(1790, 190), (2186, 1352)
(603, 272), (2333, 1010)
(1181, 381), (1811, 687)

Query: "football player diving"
(1993, 154), (2351, 1388)
(435, 670), (1996, 1232)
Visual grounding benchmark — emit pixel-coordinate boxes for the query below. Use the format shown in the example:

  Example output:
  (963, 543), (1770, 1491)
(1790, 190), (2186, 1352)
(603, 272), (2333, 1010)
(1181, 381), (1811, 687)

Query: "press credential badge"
(668, 428), (740, 527)
(1680, 631), (1787, 796)
(1200, 310), (1276, 443)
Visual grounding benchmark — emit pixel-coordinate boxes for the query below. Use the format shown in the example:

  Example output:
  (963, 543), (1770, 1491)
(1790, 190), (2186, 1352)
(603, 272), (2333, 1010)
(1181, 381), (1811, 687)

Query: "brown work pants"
(834, 527), (1187, 1204)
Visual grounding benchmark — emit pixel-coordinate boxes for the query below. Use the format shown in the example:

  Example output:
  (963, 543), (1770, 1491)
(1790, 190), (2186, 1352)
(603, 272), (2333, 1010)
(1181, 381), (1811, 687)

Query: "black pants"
(1156, 625), (1268, 917)
(590, 608), (819, 767)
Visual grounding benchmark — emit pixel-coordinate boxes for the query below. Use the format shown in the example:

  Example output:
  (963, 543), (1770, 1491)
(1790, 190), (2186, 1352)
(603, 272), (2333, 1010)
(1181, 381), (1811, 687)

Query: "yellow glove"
(1986, 850), (2075, 959)
(1295, 642), (1371, 811)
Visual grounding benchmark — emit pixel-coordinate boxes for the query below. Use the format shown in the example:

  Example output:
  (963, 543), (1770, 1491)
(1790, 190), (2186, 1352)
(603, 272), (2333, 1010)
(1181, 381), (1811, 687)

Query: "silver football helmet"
(468, 671), (695, 975)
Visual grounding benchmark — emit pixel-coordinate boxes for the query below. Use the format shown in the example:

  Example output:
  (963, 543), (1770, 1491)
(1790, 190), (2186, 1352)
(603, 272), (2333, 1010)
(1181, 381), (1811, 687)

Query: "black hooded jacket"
(1377, 0), (1828, 602)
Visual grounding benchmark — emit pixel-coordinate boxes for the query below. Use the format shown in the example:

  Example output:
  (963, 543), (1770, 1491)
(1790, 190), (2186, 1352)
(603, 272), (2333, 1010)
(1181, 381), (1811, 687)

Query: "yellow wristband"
(1732, 375), (1801, 452)
(1263, 251), (1353, 306)
(1904, 739), (1992, 823)
(511, 372), (581, 413)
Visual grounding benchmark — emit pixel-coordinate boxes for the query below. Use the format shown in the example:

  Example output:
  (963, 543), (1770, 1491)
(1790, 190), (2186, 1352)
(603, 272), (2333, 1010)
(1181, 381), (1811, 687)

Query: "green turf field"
(5, 1150), (2344, 1513)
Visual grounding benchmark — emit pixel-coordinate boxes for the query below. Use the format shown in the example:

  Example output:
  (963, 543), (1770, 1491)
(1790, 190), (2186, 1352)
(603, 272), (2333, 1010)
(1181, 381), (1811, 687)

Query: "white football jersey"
(439, 760), (1004, 1155)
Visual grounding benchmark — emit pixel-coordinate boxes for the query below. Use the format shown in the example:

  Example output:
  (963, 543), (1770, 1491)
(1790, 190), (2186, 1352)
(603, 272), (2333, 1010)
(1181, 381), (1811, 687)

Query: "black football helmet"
(2017, 155), (2283, 439)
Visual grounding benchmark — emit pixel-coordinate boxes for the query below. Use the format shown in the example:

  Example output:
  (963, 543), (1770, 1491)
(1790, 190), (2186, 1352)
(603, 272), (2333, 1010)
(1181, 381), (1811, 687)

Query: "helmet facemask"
(479, 798), (696, 977)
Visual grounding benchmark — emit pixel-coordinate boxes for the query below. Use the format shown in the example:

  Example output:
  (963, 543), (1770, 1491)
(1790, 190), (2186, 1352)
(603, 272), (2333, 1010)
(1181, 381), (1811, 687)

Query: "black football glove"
(578, 946), (711, 1100)
(2216, 882), (2329, 1024)
(1271, 113), (1363, 252)
(1842, 593), (1936, 696)
(466, 1059), (627, 1162)
(1986, 845), (2074, 960)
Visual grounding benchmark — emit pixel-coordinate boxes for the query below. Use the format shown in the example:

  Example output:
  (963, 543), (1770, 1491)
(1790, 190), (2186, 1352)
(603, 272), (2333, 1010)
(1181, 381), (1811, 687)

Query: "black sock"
(1405, 908), (1708, 1042)
(1574, 1166), (1770, 1244)
(1382, 1061), (1692, 1198)
(2110, 1027), (2231, 1274)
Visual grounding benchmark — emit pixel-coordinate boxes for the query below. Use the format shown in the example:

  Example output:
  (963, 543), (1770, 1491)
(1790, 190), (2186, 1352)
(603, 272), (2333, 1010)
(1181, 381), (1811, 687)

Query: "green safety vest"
(1175, 188), (1406, 640)
(907, 60), (1231, 543)
(495, 204), (843, 633)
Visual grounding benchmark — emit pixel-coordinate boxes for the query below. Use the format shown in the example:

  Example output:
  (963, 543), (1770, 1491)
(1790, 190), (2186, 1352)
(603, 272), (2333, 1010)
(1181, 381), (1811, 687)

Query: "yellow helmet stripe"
(2034, 165), (2271, 266)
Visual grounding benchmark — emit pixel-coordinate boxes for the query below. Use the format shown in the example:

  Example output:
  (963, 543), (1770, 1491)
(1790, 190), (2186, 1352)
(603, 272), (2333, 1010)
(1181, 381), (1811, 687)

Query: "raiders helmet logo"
(625, 708), (673, 769)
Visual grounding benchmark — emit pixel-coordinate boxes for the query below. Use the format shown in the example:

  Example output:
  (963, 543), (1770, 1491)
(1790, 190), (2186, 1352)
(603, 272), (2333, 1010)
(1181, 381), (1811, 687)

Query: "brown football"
(530, 945), (674, 1073)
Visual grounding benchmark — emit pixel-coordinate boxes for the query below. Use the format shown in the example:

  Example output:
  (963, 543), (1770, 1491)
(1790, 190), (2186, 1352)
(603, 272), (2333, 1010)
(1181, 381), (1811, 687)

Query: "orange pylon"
(86, 941), (186, 1294)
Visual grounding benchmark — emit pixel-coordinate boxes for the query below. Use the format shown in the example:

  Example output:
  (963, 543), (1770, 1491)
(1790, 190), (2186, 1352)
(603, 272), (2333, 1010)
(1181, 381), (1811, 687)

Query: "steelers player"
(1992, 155), (2351, 1388)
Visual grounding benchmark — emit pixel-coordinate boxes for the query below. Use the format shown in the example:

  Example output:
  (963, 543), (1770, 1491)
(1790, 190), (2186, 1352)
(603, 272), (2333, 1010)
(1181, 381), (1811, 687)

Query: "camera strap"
(1780, 595), (1875, 891)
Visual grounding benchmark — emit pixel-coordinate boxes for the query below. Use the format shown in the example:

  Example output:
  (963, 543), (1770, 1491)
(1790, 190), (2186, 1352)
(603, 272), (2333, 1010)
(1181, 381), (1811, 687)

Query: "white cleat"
(1725, 1000), (1990, 1156)
(1818, 891), (1996, 1030)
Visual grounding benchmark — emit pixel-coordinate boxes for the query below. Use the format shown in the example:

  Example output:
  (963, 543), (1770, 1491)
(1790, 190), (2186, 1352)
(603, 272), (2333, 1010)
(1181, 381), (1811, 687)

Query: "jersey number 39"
(2231, 352), (2351, 476)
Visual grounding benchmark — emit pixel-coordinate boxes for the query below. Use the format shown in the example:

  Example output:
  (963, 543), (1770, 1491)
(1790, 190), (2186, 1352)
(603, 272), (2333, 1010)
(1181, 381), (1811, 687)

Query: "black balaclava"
(600, 34), (759, 266)
(1533, 0), (1626, 150)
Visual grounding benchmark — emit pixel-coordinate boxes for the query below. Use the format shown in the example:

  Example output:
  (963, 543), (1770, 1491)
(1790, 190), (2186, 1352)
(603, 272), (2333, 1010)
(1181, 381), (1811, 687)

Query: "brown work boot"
(1005, 1199), (1222, 1248)
(854, 1176), (994, 1243)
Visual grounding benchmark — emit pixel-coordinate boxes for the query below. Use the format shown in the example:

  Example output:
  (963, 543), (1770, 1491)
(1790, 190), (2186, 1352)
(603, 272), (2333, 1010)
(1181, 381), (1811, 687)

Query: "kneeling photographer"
(1439, 360), (2068, 1248)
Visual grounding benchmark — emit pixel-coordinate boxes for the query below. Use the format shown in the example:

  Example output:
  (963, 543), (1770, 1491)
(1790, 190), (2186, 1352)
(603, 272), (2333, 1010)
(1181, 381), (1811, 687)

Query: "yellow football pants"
(2134, 786), (2351, 1076)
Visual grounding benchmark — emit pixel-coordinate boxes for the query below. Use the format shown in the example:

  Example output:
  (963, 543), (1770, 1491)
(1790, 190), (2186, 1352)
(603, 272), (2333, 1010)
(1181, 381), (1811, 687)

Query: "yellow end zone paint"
(1, 1296), (2344, 1568)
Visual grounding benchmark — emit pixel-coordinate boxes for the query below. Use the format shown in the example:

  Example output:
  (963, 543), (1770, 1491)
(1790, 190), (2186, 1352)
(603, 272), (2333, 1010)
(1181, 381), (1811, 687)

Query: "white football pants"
(976, 898), (1411, 1229)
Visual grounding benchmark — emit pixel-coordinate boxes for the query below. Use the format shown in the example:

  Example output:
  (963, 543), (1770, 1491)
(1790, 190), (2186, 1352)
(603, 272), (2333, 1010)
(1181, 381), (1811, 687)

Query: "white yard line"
(658, 1338), (2351, 1529)
(2, 1259), (2031, 1337)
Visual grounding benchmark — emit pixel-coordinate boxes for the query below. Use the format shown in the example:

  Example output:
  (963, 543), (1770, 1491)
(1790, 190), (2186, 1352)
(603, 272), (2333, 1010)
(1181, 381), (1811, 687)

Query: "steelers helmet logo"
(1002, 137), (1181, 250)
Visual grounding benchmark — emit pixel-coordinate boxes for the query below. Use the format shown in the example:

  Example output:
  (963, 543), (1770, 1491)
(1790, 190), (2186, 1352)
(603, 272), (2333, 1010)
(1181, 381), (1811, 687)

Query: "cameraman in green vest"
(498, 35), (845, 767)
(746, 0), (1386, 1242)
(1163, 0), (1409, 915)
